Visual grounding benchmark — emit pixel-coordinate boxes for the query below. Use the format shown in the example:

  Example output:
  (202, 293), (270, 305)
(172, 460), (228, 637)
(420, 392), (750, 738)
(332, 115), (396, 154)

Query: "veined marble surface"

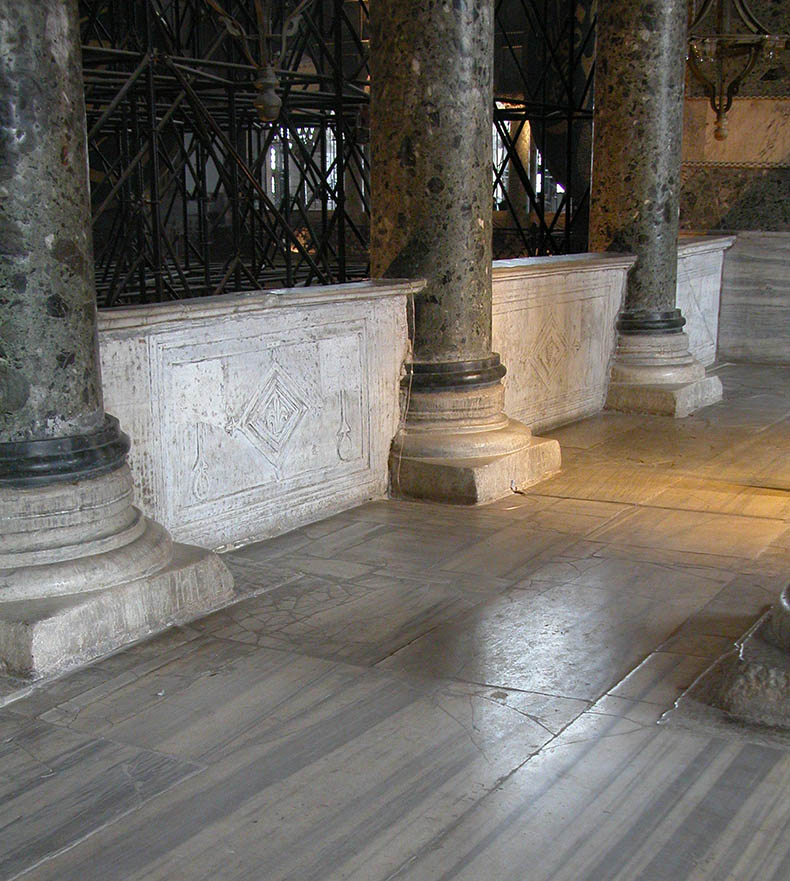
(719, 232), (790, 364)
(683, 98), (790, 168)
(676, 235), (734, 366)
(96, 249), (732, 553)
(1, 364), (789, 881)
(492, 244), (729, 431)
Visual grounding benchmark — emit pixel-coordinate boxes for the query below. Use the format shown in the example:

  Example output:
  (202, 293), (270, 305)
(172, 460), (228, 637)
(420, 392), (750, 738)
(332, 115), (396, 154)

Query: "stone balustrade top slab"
(677, 234), (736, 257)
(98, 279), (425, 330)
(492, 253), (636, 281)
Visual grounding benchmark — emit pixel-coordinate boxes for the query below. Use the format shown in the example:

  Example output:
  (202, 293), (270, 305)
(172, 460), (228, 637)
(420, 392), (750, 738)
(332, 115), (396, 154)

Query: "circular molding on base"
(0, 518), (174, 601)
(617, 309), (686, 334)
(393, 417), (534, 461)
(610, 331), (706, 386)
(403, 354), (507, 391)
(1, 465), (144, 567)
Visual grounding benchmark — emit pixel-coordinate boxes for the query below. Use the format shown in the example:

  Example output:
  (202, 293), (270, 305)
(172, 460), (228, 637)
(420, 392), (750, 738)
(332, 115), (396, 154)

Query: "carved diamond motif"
(531, 312), (569, 389)
(237, 365), (310, 463)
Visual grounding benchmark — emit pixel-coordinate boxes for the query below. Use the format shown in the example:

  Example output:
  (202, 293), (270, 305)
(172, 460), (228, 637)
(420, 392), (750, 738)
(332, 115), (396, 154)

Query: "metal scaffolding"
(81, 0), (370, 306)
(493, 0), (596, 258)
(81, 0), (594, 306)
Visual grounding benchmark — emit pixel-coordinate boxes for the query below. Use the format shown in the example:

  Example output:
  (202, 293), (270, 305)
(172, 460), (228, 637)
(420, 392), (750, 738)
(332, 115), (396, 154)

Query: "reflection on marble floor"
(2, 363), (790, 881)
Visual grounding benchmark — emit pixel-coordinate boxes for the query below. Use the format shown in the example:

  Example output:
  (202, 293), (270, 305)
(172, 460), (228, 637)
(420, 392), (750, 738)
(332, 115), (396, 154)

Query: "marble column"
(0, 0), (232, 679)
(370, 0), (559, 504)
(589, 0), (722, 418)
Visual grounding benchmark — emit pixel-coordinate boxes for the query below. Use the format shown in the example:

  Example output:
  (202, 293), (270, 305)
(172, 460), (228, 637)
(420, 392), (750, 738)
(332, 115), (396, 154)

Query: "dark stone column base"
(0, 415), (130, 488)
(403, 355), (506, 391)
(617, 309), (686, 335)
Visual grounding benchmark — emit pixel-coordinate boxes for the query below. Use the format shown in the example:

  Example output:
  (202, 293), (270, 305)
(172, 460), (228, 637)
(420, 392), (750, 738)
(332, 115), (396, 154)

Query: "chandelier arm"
(202, 0), (258, 68)
(276, 0), (314, 69)
(687, 52), (719, 112)
(254, 0), (268, 64)
(722, 44), (763, 112)
(690, 0), (717, 31)
(731, 0), (770, 35)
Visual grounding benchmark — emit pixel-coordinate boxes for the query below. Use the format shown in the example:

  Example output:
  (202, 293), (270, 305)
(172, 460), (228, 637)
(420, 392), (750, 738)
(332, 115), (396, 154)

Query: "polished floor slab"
(1, 363), (790, 881)
(0, 713), (201, 880)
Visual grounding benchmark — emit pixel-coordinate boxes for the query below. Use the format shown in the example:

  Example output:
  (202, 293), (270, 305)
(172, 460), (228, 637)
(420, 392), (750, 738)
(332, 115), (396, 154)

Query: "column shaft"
(0, 0), (233, 680)
(369, 0), (560, 503)
(590, 0), (722, 417)
(0, 1), (103, 442)
(507, 119), (531, 228)
(370, 0), (494, 367)
(589, 0), (687, 328)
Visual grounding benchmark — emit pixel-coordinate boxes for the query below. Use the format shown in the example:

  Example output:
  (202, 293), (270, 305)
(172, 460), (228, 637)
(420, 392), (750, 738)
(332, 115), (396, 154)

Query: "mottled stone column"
(370, 0), (559, 503)
(590, 0), (722, 417)
(0, 0), (232, 680)
(371, 0), (496, 370)
(0, 1), (127, 476)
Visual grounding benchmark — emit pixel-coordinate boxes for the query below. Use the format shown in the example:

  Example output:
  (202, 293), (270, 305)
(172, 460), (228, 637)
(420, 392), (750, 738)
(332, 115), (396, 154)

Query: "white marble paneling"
(492, 253), (634, 432)
(98, 281), (416, 550)
(719, 232), (790, 365)
(676, 235), (735, 366)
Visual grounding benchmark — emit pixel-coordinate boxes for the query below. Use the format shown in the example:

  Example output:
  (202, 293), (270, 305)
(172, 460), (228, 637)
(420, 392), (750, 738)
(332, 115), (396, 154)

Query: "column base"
(605, 331), (722, 418)
(0, 542), (233, 679)
(677, 590), (790, 731)
(389, 383), (560, 505)
(606, 375), (723, 418)
(0, 466), (233, 679)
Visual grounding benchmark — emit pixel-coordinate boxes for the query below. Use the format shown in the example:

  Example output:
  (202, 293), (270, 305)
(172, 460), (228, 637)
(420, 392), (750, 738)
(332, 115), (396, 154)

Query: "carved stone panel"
(98, 283), (413, 549)
(493, 255), (632, 432)
(676, 236), (735, 367)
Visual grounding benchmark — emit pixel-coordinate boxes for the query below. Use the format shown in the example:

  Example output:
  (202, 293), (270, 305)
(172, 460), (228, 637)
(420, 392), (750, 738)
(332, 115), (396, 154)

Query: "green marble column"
(0, 0), (127, 483)
(370, 0), (560, 503)
(590, 0), (722, 417)
(0, 0), (232, 680)
(589, 0), (687, 331)
(370, 0), (504, 387)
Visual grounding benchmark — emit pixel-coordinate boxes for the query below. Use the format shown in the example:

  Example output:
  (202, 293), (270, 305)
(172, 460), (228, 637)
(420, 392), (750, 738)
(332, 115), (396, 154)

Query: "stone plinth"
(390, 383), (560, 505)
(0, 544), (231, 679)
(0, 466), (233, 678)
(605, 332), (723, 418)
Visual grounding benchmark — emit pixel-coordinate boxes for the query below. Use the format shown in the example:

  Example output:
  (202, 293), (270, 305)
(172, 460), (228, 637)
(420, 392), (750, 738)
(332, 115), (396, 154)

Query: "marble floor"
(2, 362), (790, 881)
